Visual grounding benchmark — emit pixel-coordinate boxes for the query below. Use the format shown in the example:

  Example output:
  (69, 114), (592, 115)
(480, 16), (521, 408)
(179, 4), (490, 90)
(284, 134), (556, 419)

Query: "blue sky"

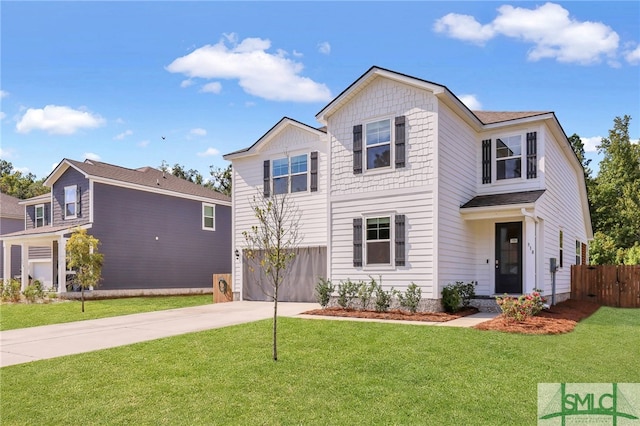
(1, 1), (638, 181)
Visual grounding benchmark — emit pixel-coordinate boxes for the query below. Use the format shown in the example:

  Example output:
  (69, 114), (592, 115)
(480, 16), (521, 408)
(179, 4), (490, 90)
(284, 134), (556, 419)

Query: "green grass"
(1, 306), (638, 425)
(0, 295), (212, 330)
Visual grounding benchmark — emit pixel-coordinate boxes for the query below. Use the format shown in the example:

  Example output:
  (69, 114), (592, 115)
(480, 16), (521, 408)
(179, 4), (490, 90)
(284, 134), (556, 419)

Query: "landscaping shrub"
(2, 279), (22, 303)
(495, 291), (546, 322)
(23, 280), (45, 303)
(336, 279), (359, 309)
(374, 281), (393, 312)
(397, 282), (422, 313)
(441, 281), (476, 312)
(314, 278), (334, 308)
(358, 277), (378, 311)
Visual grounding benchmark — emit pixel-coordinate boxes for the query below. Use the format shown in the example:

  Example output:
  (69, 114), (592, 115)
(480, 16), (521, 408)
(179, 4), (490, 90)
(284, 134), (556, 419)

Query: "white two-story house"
(226, 67), (592, 306)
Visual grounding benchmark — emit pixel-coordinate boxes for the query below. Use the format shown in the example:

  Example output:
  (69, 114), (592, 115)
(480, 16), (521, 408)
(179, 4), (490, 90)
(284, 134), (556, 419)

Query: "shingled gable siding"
(52, 167), (90, 227)
(90, 182), (231, 290)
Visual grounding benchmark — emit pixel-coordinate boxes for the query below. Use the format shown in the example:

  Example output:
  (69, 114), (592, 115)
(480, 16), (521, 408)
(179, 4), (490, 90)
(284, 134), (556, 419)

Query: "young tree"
(66, 228), (104, 312)
(242, 191), (302, 361)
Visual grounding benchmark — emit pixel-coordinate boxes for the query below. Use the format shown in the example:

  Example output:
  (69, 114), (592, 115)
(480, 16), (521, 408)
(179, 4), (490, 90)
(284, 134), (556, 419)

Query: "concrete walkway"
(0, 302), (498, 368)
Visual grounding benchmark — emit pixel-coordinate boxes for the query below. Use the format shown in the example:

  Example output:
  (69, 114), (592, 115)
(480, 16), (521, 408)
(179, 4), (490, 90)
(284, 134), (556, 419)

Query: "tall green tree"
(208, 164), (232, 196)
(589, 115), (640, 263)
(66, 228), (104, 312)
(242, 190), (301, 361)
(0, 160), (49, 199)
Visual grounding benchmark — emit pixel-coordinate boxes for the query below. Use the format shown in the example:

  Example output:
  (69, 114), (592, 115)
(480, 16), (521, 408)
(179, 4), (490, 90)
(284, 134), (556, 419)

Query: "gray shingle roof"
(472, 111), (551, 124)
(0, 192), (24, 219)
(64, 159), (230, 203)
(461, 190), (545, 208)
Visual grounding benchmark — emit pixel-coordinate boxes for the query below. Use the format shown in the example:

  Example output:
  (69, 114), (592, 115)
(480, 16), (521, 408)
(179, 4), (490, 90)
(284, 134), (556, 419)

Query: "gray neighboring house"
(0, 159), (232, 295)
(0, 192), (24, 280)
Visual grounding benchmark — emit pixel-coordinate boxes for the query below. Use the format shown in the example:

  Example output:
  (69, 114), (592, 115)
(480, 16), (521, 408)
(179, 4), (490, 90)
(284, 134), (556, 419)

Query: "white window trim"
(362, 212), (396, 269)
(575, 239), (581, 265)
(272, 154), (309, 195)
(64, 185), (78, 219)
(202, 203), (216, 231)
(35, 204), (45, 228)
(364, 117), (394, 172)
(493, 132), (524, 182)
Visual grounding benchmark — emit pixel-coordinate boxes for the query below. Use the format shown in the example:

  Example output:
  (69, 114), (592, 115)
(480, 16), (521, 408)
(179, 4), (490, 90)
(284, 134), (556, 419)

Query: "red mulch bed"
(302, 306), (479, 322)
(303, 299), (602, 335)
(474, 299), (602, 335)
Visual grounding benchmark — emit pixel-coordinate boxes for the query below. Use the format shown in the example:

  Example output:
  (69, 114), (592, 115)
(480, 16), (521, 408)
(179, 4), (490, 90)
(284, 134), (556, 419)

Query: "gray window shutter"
(77, 186), (82, 217)
(395, 116), (406, 168)
(44, 204), (50, 226)
(526, 132), (537, 179)
(310, 151), (318, 192)
(263, 160), (270, 197)
(353, 125), (362, 174)
(395, 214), (406, 266)
(353, 218), (363, 267)
(482, 139), (491, 184)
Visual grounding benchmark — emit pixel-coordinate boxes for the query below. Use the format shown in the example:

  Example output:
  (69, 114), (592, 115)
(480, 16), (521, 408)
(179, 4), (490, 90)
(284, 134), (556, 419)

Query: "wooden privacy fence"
(571, 265), (640, 308)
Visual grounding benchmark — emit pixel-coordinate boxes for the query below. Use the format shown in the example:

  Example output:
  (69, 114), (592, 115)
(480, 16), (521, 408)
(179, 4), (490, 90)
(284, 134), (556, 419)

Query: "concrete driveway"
(0, 301), (318, 368)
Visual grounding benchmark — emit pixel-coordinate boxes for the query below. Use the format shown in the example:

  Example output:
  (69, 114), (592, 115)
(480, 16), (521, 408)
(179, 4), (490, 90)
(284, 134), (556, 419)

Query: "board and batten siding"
(230, 125), (328, 296)
(330, 191), (435, 296)
(327, 78), (437, 196)
(536, 126), (589, 296)
(90, 183), (231, 290)
(435, 103), (480, 292)
(51, 167), (91, 228)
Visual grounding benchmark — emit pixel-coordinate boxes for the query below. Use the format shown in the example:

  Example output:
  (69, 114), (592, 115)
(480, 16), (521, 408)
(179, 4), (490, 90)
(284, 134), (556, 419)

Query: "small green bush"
(2, 279), (22, 303)
(441, 281), (476, 313)
(314, 278), (334, 308)
(336, 279), (359, 309)
(496, 291), (546, 322)
(397, 282), (422, 313)
(358, 277), (378, 311)
(373, 279), (393, 312)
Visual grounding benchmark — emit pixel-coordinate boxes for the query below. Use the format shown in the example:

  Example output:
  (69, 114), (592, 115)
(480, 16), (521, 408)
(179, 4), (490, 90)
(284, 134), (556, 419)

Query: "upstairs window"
(35, 204), (45, 228)
(366, 119), (391, 170)
(202, 203), (215, 230)
(272, 155), (308, 195)
(64, 185), (77, 219)
(496, 135), (522, 180)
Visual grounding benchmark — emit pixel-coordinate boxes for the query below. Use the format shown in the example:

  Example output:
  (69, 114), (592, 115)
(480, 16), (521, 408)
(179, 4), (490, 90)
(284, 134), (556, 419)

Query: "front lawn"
(0, 295), (212, 331)
(1, 307), (638, 425)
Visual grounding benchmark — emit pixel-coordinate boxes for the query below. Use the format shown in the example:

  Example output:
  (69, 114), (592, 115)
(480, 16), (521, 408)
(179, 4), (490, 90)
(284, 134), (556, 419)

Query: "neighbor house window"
(64, 185), (77, 219)
(35, 204), (45, 228)
(366, 119), (391, 170)
(272, 155), (308, 194)
(575, 240), (581, 265)
(202, 203), (215, 230)
(366, 217), (391, 264)
(496, 135), (522, 180)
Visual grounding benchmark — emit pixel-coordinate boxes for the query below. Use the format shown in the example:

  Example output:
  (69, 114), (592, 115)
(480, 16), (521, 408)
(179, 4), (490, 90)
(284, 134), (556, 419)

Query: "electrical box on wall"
(550, 258), (557, 272)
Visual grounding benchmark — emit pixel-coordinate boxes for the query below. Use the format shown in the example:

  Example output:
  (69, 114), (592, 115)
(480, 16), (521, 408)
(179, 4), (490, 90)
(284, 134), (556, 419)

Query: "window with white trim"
(575, 240), (581, 265)
(35, 204), (45, 228)
(559, 230), (564, 268)
(366, 217), (391, 265)
(202, 203), (215, 230)
(496, 135), (522, 180)
(272, 155), (308, 194)
(366, 119), (391, 170)
(64, 185), (77, 219)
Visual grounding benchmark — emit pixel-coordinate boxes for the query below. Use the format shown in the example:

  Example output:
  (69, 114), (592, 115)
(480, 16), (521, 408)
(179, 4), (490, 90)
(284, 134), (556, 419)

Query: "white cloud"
(138, 140), (150, 148)
(197, 147), (220, 157)
(114, 129), (133, 140)
(190, 128), (207, 136)
(84, 152), (101, 161)
(14, 166), (30, 174)
(459, 94), (482, 110)
(434, 3), (621, 65)
(166, 33), (332, 102)
(0, 148), (13, 158)
(0, 112), (6, 120)
(318, 41), (331, 55)
(0, 90), (8, 98)
(16, 105), (105, 135)
(292, 50), (303, 58)
(624, 44), (640, 65)
(200, 82), (222, 94)
(115, 117), (125, 124)
(180, 79), (194, 88)
(581, 136), (602, 152)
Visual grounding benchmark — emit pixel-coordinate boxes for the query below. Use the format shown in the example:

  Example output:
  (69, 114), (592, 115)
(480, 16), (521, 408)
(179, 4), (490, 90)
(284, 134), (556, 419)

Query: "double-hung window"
(366, 119), (391, 170)
(366, 217), (391, 264)
(35, 204), (45, 228)
(575, 240), (581, 265)
(64, 185), (77, 219)
(202, 203), (215, 231)
(496, 135), (522, 180)
(272, 155), (308, 194)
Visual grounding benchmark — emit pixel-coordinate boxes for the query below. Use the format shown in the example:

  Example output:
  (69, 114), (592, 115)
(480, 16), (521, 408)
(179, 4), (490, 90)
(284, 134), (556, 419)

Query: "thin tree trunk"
(273, 287), (278, 361)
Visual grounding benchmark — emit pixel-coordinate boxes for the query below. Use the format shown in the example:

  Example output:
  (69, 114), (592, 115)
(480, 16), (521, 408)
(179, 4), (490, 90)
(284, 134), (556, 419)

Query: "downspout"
(521, 208), (539, 293)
